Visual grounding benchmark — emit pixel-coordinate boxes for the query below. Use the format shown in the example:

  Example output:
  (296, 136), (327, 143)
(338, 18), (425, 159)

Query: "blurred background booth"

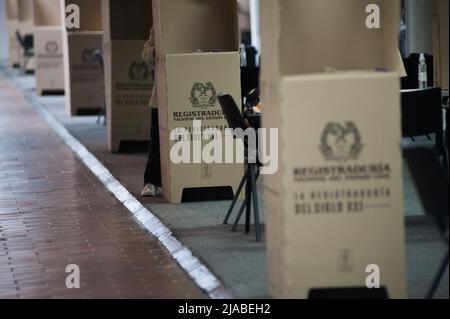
(5, 0), (19, 68)
(101, 0), (153, 152)
(432, 0), (449, 91)
(17, 0), (34, 72)
(260, 0), (407, 299)
(61, 0), (105, 116)
(153, 0), (243, 203)
(33, 0), (65, 95)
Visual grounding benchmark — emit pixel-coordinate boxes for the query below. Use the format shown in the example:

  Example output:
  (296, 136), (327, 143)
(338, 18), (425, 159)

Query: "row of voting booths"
(5, 0), (105, 106)
(101, 0), (243, 204)
(152, 0), (243, 203)
(5, 0), (243, 205)
(4, 0), (449, 299)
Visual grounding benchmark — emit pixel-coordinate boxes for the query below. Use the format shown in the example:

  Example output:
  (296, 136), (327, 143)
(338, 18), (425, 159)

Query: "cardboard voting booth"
(260, 0), (407, 299)
(61, 0), (105, 116)
(432, 0), (449, 90)
(6, 0), (20, 67)
(33, 0), (65, 95)
(153, 0), (243, 203)
(101, 0), (153, 152)
(17, 0), (35, 72)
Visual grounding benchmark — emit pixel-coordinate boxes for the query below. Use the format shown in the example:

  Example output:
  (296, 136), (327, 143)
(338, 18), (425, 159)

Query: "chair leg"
(443, 149), (449, 177)
(249, 164), (262, 242)
(426, 249), (449, 299)
(231, 165), (252, 232)
(232, 198), (247, 232)
(103, 106), (107, 125)
(223, 171), (247, 225)
(23, 55), (29, 73)
(97, 106), (106, 125)
(245, 177), (251, 234)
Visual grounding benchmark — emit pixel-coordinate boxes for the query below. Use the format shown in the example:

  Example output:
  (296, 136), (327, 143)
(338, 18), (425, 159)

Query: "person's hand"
(253, 103), (262, 114)
(142, 44), (155, 63)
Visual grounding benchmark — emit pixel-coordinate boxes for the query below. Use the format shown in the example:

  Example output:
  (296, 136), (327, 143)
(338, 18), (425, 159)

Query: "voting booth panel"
(6, 0), (19, 67)
(160, 53), (243, 203)
(432, 0), (449, 90)
(153, 0), (243, 203)
(17, 0), (33, 37)
(17, 0), (35, 72)
(63, 0), (103, 32)
(153, 0), (239, 58)
(6, 20), (20, 67)
(277, 73), (406, 298)
(64, 33), (104, 116)
(104, 40), (153, 152)
(260, 0), (407, 298)
(34, 0), (65, 95)
(61, 0), (105, 116)
(34, 0), (62, 26)
(34, 28), (65, 95)
(102, 0), (154, 152)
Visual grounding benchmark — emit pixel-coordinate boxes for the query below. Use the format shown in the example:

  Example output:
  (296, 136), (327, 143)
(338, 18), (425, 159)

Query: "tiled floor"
(0, 76), (203, 299)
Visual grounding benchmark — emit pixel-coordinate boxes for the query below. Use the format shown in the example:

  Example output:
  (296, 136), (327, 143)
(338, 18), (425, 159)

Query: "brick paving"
(0, 76), (203, 299)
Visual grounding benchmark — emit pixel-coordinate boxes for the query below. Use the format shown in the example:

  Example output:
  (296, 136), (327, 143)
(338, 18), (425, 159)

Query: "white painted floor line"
(5, 70), (232, 299)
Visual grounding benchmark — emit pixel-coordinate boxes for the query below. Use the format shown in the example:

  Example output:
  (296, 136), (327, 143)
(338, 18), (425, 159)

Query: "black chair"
(401, 53), (434, 90)
(218, 93), (262, 242)
(245, 46), (258, 68)
(401, 87), (448, 174)
(404, 145), (449, 299)
(93, 50), (106, 126)
(15, 31), (34, 72)
(240, 66), (260, 107)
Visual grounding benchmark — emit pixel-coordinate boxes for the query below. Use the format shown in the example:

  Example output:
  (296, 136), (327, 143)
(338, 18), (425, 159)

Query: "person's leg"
(143, 108), (161, 188)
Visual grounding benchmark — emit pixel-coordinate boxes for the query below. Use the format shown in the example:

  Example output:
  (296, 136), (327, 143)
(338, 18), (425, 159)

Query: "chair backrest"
(401, 53), (434, 90)
(446, 108), (449, 152)
(93, 50), (104, 75)
(246, 87), (260, 107)
(218, 93), (247, 131)
(401, 87), (444, 149)
(23, 34), (34, 51)
(404, 145), (449, 235)
(240, 66), (260, 102)
(15, 31), (25, 48)
(245, 46), (258, 67)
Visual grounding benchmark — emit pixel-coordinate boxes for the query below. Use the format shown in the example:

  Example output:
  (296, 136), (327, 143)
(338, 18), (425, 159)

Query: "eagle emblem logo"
(320, 122), (364, 162)
(129, 62), (150, 81)
(45, 41), (59, 54)
(189, 82), (217, 108)
(81, 49), (97, 64)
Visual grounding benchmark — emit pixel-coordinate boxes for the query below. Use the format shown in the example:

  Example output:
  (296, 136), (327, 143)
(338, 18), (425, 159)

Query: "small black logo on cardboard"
(338, 250), (354, 273)
(320, 122), (363, 162)
(201, 164), (212, 179)
(81, 49), (97, 64)
(189, 82), (217, 108)
(128, 62), (150, 81)
(45, 41), (58, 54)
